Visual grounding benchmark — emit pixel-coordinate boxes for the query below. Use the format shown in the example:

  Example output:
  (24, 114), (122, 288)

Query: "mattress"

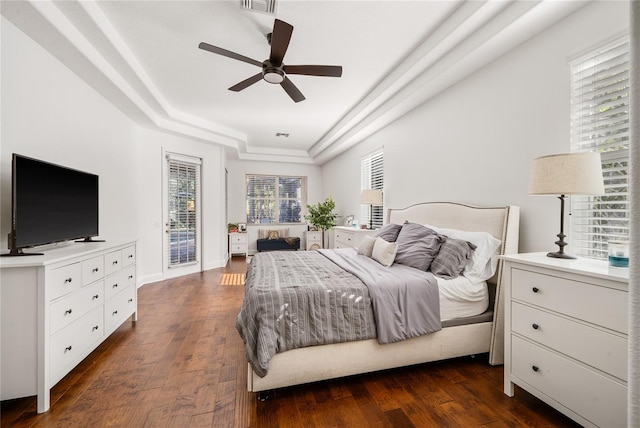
(437, 275), (489, 321)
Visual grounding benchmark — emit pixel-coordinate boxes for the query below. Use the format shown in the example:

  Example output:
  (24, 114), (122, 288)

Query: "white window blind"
(166, 154), (201, 267)
(570, 36), (630, 259)
(246, 175), (306, 224)
(361, 150), (384, 229)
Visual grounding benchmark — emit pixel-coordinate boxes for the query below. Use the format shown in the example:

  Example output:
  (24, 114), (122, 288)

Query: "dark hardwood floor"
(1, 257), (581, 427)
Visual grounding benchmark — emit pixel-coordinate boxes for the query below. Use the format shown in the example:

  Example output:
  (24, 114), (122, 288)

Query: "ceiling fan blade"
(269, 19), (293, 65)
(283, 65), (343, 77)
(198, 42), (263, 68)
(280, 77), (305, 103)
(229, 73), (263, 92)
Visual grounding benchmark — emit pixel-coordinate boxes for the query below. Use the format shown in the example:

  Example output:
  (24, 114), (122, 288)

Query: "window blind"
(166, 154), (201, 267)
(361, 150), (384, 229)
(246, 175), (306, 224)
(570, 36), (630, 259)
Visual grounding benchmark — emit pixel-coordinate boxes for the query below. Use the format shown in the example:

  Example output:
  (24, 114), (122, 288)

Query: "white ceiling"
(1, 0), (586, 164)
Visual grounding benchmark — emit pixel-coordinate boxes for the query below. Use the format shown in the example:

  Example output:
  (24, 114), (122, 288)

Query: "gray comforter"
(236, 248), (440, 377)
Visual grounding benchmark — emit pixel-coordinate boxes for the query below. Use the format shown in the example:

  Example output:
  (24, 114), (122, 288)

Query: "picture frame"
(238, 223), (247, 233)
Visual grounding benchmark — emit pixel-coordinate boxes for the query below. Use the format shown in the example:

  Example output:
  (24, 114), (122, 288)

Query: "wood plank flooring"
(1, 257), (582, 427)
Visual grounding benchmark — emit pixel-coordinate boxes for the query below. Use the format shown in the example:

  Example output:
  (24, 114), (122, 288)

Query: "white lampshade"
(529, 152), (605, 196)
(361, 189), (383, 205)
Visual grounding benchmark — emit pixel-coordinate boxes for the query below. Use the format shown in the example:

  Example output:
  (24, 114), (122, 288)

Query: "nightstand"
(228, 233), (248, 257)
(501, 253), (628, 428)
(333, 226), (376, 249)
(304, 230), (323, 250)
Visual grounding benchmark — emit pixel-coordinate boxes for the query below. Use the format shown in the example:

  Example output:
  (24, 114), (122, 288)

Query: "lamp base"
(546, 251), (576, 259)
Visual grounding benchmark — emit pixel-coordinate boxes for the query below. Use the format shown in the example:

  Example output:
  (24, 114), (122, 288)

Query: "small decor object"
(608, 241), (629, 267)
(529, 152), (605, 259)
(360, 189), (383, 229)
(238, 223), (247, 233)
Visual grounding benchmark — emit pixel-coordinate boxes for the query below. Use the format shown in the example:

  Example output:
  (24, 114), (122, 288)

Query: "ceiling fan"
(198, 19), (342, 103)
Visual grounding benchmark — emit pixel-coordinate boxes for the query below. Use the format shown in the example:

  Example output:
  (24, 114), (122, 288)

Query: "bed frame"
(247, 202), (520, 394)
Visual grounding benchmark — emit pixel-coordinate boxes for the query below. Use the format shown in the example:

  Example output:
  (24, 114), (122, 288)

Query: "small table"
(228, 233), (248, 257)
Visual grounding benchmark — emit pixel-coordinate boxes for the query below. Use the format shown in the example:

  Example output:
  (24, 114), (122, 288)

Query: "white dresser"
(228, 233), (248, 257)
(332, 226), (376, 249)
(304, 230), (323, 250)
(501, 253), (628, 428)
(0, 241), (137, 413)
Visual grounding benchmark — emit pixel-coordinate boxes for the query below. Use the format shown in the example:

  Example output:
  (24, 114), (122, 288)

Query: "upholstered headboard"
(386, 202), (520, 364)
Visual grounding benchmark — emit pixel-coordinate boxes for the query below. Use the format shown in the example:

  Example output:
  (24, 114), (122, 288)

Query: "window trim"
(245, 174), (307, 225)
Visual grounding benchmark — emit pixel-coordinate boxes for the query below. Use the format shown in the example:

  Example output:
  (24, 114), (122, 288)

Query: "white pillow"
(371, 237), (398, 267)
(424, 224), (501, 282)
(357, 235), (376, 257)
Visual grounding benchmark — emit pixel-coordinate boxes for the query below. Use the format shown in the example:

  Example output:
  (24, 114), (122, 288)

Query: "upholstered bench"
(256, 237), (300, 252)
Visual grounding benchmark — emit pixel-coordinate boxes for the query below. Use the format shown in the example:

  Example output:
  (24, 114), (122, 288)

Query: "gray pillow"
(430, 238), (476, 279)
(393, 234), (444, 271)
(375, 223), (402, 242)
(393, 222), (439, 268)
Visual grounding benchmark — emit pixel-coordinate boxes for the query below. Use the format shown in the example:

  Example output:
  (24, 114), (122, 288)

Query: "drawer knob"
(93, 267), (99, 273)
(93, 294), (99, 300)
(532, 287), (539, 293)
(65, 309), (73, 315)
(93, 325), (99, 331)
(128, 254), (133, 259)
(128, 275), (133, 280)
(65, 346), (72, 352)
(532, 365), (539, 372)
(65, 278), (73, 284)
(128, 298), (133, 303)
(532, 323), (539, 330)
(113, 310), (118, 315)
(113, 284), (119, 288)
(113, 260), (118, 265)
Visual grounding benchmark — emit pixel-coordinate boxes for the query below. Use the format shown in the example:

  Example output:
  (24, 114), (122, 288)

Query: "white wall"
(226, 159), (322, 253)
(322, 1), (629, 254)
(0, 18), (227, 285)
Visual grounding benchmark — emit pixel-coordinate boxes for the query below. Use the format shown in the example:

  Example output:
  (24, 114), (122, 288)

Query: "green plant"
(227, 222), (239, 232)
(305, 197), (337, 230)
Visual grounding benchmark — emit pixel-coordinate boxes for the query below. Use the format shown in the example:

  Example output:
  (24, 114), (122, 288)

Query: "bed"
(238, 202), (520, 395)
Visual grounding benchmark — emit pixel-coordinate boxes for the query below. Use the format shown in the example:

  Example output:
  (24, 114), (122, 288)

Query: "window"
(570, 36), (630, 259)
(246, 175), (306, 224)
(361, 150), (384, 229)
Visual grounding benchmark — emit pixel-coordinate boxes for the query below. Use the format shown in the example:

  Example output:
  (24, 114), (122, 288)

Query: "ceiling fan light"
(263, 68), (284, 84)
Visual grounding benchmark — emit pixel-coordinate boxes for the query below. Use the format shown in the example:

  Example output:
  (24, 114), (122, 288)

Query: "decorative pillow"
(393, 234), (444, 271)
(375, 223), (402, 242)
(259, 228), (289, 239)
(357, 235), (377, 257)
(267, 230), (279, 240)
(430, 238), (476, 279)
(393, 222), (439, 268)
(371, 237), (398, 267)
(424, 224), (501, 282)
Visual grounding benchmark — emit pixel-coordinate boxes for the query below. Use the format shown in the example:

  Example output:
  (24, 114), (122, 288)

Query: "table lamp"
(360, 189), (383, 230)
(529, 152), (605, 259)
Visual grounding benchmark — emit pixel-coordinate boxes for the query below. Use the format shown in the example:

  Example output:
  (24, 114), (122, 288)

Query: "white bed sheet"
(436, 275), (489, 321)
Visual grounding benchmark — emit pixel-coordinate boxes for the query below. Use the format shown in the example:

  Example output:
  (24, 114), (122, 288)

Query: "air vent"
(241, 0), (277, 15)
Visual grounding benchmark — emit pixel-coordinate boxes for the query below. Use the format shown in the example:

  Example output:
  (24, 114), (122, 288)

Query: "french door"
(163, 152), (202, 278)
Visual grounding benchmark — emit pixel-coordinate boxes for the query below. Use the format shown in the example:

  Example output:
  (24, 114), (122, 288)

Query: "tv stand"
(75, 237), (105, 243)
(1, 248), (44, 257)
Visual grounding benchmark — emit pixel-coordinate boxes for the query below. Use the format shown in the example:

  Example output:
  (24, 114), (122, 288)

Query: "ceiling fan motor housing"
(262, 60), (285, 84)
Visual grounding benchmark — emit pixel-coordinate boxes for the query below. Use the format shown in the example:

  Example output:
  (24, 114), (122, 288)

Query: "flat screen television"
(5, 154), (99, 256)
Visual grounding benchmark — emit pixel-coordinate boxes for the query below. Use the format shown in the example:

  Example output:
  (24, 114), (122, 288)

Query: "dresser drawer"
(511, 268), (627, 334)
(50, 281), (104, 335)
(511, 335), (626, 428)
(121, 245), (136, 267)
(104, 250), (123, 276)
(49, 263), (82, 301)
(82, 255), (104, 286)
(50, 305), (104, 382)
(104, 265), (136, 300)
(230, 234), (247, 244)
(512, 302), (627, 381)
(105, 285), (136, 332)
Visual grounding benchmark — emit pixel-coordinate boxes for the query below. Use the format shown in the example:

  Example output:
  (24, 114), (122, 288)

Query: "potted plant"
(305, 197), (337, 248)
(227, 223), (239, 233)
